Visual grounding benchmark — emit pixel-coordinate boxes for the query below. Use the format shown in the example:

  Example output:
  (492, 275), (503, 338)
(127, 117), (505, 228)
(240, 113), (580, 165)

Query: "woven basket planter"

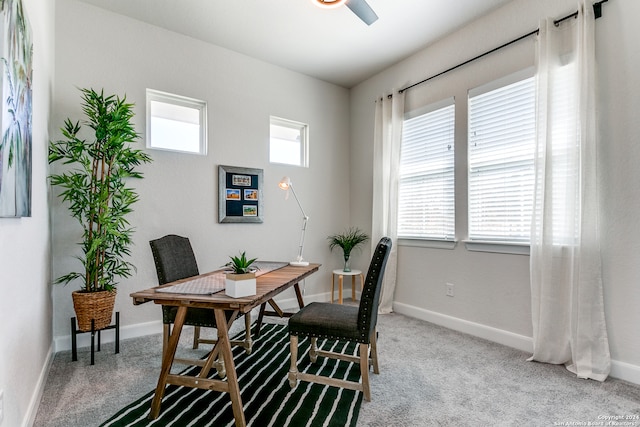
(72, 289), (117, 332)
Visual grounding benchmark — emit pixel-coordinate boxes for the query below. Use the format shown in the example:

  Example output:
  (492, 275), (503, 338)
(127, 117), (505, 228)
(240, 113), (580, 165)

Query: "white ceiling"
(76, 0), (515, 88)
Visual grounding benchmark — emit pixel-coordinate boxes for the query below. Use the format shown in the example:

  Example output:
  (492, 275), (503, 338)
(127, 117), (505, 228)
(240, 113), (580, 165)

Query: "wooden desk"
(130, 263), (320, 426)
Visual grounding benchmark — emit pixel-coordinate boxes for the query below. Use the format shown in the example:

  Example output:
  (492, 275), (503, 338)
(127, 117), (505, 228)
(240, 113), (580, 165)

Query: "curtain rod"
(398, 0), (609, 94)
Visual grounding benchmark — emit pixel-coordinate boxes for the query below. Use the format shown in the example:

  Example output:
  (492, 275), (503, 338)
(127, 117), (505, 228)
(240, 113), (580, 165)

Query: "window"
(146, 89), (207, 155)
(468, 72), (535, 243)
(398, 100), (455, 240)
(270, 117), (308, 167)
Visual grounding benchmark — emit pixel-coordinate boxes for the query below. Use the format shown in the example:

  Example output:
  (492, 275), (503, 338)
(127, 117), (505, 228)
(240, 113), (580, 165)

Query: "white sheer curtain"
(529, 0), (610, 381)
(372, 92), (404, 313)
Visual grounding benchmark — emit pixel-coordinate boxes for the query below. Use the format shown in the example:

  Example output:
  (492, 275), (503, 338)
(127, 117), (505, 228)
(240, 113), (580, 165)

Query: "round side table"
(331, 269), (365, 304)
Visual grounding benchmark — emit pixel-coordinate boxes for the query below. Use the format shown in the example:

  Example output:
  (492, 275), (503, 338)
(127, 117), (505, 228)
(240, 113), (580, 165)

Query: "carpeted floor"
(34, 312), (640, 427)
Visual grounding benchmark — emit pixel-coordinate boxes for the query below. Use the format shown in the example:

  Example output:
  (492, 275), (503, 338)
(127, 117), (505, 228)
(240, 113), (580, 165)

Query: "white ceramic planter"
(225, 272), (257, 298)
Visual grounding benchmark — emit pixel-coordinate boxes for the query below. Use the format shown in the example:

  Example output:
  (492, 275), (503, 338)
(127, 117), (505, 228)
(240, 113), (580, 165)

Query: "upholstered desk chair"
(288, 237), (392, 401)
(149, 234), (252, 368)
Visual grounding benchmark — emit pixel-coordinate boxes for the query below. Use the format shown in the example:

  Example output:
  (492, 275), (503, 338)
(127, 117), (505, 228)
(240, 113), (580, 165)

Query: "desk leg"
(294, 282), (305, 309)
(200, 310), (239, 378)
(255, 300), (283, 338)
(256, 284), (304, 338)
(255, 303), (266, 338)
(215, 309), (246, 427)
(149, 306), (187, 419)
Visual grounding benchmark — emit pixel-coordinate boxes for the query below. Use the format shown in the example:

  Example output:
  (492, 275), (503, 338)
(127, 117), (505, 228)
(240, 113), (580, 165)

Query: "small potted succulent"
(327, 227), (369, 272)
(223, 252), (259, 298)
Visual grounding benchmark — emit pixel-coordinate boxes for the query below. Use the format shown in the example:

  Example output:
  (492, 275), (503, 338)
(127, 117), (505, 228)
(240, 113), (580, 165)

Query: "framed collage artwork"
(218, 165), (264, 223)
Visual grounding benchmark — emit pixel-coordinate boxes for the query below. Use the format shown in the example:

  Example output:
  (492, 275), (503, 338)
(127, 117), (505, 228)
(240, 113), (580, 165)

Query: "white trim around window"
(269, 116), (309, 167)
(146, 89), (208, 155)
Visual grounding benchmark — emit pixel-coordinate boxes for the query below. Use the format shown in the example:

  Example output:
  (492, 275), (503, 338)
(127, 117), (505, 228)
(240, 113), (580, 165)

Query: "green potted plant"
(224, 251), (259, 298)
(49, 88), (152, 331)
(327, 227), (369, 272)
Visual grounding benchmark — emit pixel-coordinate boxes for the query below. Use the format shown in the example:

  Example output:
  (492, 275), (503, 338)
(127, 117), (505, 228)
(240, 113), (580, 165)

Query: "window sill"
(398, 238), (457, 250)
(463, 240), (530, 255)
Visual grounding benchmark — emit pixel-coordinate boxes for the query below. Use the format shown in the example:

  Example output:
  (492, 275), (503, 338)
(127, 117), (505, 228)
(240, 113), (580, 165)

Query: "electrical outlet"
(446, 283), (455, 297)
(0, 389), (4, 424)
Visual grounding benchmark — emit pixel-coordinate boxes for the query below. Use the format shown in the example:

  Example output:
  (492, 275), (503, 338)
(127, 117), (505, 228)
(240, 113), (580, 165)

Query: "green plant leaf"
(48, 88), (152, 292)
(327, 227), (370, 259)
(224, 251), (259, 274)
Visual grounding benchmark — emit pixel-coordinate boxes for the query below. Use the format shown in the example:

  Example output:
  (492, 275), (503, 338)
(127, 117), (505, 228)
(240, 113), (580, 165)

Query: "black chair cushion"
(288, 238), (392, 346)
(289, 302), (365, 343)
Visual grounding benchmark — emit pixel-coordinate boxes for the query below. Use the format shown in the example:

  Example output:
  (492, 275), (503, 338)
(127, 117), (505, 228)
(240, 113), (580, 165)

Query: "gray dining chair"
(287, 236), (392, 401)
(149, 234), (253, 369)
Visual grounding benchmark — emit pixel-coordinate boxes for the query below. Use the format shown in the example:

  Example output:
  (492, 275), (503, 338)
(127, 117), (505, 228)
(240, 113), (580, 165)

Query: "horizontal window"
(270, 117), (309, 167)
(146, 89), (207, 155)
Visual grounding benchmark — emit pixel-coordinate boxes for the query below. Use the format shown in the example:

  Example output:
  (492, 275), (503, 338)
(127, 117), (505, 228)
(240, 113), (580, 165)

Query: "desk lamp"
(279, 176), (309, 266)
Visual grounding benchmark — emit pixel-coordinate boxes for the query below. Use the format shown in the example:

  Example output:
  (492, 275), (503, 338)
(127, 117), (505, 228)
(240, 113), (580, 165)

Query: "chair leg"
(214, 357), (226, 378)
(359, 343), (371, 401)
(370, 329), (379, 374)
(243, 312), (253, 354)
(193, 326), (201, 349)
(310, 337), (318, 363)
(288, 335), (299, 388)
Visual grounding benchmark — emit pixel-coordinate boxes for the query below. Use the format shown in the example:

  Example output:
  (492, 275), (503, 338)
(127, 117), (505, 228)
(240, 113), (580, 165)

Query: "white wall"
(51, 0), (353, 344)
(0, 0), (55, 425)
(350, 0), (640, 383)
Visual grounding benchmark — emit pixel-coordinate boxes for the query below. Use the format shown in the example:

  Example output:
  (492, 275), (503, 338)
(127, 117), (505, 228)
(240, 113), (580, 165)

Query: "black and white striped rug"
(100, 323), (363, 426)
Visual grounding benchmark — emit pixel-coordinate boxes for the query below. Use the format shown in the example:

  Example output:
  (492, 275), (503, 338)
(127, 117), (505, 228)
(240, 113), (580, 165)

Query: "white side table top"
(332, 269), (363, 276)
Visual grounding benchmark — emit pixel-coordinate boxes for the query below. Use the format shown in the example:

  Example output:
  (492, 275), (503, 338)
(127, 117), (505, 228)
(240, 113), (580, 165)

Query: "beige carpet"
(34, 312), (640, 426)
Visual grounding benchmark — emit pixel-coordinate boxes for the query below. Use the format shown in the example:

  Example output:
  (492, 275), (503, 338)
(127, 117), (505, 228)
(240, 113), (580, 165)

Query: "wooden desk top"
(130, 263), (320, 314)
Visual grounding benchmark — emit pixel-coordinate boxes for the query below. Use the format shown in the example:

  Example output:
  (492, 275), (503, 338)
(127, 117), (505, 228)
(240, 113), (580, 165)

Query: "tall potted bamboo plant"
(49, 88), (152, 331)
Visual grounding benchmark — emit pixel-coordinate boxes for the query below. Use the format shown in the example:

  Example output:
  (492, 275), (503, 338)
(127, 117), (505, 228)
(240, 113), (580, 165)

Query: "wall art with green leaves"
(0, 0), (33, 217)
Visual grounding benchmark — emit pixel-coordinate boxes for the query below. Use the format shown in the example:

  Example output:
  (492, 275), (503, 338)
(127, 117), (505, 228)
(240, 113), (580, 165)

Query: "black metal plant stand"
(71, 312), (120, 365)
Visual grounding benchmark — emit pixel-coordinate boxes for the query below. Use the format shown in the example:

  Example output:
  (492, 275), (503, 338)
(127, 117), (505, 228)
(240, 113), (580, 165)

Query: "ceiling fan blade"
(345, 0), (378, 25)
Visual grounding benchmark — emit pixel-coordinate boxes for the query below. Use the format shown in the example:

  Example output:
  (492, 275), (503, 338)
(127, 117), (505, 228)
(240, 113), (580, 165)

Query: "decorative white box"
(225, 273), (257, 298)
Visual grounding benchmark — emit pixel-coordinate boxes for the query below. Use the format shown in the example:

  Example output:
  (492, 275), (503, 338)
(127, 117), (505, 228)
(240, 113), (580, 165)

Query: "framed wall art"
(0, 0), (33, 217)
(218, 165), (263, 223)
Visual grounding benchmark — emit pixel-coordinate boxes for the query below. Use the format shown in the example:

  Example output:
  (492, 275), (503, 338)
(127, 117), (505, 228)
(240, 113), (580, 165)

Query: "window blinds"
(468, 76), (536, 242)
(398, 103), (455, 240)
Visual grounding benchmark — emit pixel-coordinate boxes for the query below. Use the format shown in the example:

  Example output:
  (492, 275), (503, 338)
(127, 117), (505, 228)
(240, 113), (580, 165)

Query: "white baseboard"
(393, 301), (640, 386)
(271, 291), (332, 311)
(23, 344), (54, 427)
(53, 297), (640, 387)
(393, 302), (534, 353)
(54, 320), (163, 352)
(610, 359), (640, 386)
(53, 291), (333, 353)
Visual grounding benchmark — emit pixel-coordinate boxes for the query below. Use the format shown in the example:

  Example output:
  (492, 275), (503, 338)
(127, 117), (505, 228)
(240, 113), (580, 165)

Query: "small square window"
(146, 89), (207, 155)
(270, 116), (308, 167)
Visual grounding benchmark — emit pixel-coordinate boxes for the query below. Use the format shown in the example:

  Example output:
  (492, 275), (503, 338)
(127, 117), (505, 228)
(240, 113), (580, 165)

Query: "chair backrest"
(357, 237), (392, 342)
(149, 234), (200, 285)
